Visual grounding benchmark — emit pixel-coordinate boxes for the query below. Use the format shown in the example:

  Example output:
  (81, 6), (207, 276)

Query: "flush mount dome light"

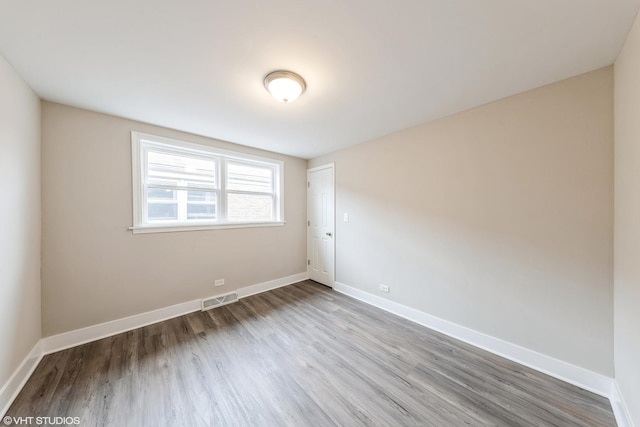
(264, 70), (306, 103)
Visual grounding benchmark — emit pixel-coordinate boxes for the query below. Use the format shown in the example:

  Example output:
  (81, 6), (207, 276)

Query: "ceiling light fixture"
(264, 70), (306, 103)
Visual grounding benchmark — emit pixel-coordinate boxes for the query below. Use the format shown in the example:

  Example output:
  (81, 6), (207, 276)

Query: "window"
(131, 132), (283, 233)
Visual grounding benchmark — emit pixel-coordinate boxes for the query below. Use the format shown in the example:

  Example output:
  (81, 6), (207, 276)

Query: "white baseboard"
(1, 272), (308, 417)
(333, 281), (615, 399)
(41, 272), (307, 355)
(237, 272), (309, 299)
(40, 299), (202, 355)
(7, 275), (628, 424)
(610, 381), (635, 427)
(0, 341), (43, 417)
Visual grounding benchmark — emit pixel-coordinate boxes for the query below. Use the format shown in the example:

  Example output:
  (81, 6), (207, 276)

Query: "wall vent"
(201, 291), (238, 311)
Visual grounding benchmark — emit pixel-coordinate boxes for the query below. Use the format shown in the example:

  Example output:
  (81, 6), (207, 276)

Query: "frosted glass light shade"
(264, 70), (306, 103)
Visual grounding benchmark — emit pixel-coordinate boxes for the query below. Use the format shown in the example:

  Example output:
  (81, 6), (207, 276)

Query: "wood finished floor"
(8, 281), (616, 426)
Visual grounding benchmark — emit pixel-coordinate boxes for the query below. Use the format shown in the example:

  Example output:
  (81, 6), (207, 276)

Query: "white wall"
(614, 9), (640, 425)
(41, 102), (307, 336)
(310, 67), (614, 375)
(0, 55), (41, 389)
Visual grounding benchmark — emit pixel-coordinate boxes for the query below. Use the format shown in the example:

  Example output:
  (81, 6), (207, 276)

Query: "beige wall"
(41, 102), (307, 336)
(310, 67), (614, 375)
(0, 56), (41, 387)
(614, 9), (640, 425)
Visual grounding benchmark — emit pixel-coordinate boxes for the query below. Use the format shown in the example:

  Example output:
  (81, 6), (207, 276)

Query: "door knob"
(326, 232), (333, 237)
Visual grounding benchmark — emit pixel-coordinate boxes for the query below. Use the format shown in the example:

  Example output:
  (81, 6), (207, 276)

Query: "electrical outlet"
(214, 279), (225, 287)
(379, 284), (390, 293)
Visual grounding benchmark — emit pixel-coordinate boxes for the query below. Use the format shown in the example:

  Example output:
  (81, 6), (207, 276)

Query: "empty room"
(1, 1), (639, 426)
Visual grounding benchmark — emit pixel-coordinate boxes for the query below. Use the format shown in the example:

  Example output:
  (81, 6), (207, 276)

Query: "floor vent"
(201, 292), (238, 311)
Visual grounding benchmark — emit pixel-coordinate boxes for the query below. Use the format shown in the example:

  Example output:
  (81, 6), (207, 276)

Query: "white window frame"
(131, 131), (284, 234)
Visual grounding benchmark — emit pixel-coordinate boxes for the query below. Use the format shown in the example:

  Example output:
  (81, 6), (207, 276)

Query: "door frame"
(306, 163), (335, 287)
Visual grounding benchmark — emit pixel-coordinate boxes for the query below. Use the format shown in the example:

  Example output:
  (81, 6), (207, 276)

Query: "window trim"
(131, 131), (284, 234)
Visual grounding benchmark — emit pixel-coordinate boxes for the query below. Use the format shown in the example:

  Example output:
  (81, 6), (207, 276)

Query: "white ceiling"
(1, 1), (638, 159)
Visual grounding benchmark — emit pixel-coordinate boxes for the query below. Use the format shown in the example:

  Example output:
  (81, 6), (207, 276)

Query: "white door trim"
(307, 163), (335, 287)
(307, 163), (335, 174)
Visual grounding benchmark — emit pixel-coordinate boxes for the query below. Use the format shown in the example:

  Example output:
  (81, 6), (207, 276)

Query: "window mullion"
(147, 183), (212, 192)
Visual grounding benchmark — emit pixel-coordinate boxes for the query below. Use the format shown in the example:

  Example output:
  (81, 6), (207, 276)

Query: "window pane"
(188, 189), (216, 202)
(227, 193), (273, 221)
(147, 151), (216, 189)
(147, 187), (176, 200)
(187, 204), (216, 220)
(227, 162), (273, 193)
(148, 203), (178, 221)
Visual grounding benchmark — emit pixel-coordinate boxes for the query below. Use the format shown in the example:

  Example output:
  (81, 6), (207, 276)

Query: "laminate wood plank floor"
(8, 280), (616, 426)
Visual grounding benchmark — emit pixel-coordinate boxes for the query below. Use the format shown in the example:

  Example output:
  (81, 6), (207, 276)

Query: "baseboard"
(333, 282), (614, 398)
(610, 381), (635, 427)
(0, 272), (309, 417)
(0, 341), (43, 417)
(41, 272), (308, 355)
(237, 272), (309, 299)
(8, 274), (622, 423)
(40, 299), (202, 355)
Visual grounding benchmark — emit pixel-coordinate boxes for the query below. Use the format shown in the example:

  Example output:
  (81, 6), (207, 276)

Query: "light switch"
(343, 212), (349, 222)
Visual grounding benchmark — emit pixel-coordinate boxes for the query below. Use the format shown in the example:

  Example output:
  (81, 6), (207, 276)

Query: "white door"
(307, 164), (335, 287)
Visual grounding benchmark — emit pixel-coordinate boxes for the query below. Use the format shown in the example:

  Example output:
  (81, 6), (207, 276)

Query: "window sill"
(129, 221), (286, 234)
